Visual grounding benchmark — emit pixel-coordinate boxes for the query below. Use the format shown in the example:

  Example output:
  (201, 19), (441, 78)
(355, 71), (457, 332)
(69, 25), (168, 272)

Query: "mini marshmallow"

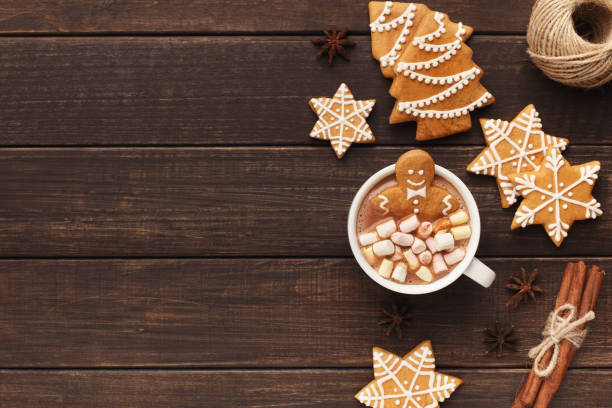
(433, 217), (451, 233)
(391, 245), (404, 261)
(451, 225), (471, 241)
(359, 232), (378, 246)
(362, 246), (377, 265)
(403, 249), (420, 270)
(432, 253), (448, 274)
(425, 237), (438, 253)
(376, 219), (397, 239)
(391, 232), (414, 247)
(378, 259), (394, 278)
(418, 250), (432, 265)
(416, 265), (434, 282)
(373, 240), (395, 257)
(411, 237), (427, 254)
(392, 262), (408, 282)
(399, 214), (420, 233)
(434, 232), (454, 252)
(449, 210), (469, 226)
(416, 221), (433, 239)
(444, 248), (465, 266)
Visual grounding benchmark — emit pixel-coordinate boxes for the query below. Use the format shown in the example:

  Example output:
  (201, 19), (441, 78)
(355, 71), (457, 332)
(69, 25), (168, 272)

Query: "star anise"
(379, 301), (412, 339)
(484, 322), (517, 358)
(505, 267), (544, 309)
(312, 27), (356, 65)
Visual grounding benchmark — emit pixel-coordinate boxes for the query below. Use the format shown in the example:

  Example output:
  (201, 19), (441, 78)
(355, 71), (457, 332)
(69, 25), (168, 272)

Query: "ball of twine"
(527, 0), (612, 88)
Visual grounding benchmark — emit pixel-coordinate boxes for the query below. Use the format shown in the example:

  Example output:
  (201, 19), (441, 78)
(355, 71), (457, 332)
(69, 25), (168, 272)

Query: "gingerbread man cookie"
(372, 149), (459, 221)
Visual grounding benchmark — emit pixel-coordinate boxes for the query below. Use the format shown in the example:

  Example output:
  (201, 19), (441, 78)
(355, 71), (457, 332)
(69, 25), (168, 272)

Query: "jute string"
(527, 0), (612, 88)
(528, 303), (595, 378)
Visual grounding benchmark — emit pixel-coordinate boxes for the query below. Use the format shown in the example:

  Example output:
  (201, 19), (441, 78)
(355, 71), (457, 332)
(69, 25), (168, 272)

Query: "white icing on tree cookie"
(368, 2), (495, 139)
(370, 2), (417, 68)
(392, 11), (490, 120)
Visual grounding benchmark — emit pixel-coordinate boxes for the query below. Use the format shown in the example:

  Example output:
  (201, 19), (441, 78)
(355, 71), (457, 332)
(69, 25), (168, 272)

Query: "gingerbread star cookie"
(308, 83), (376, 159)
(369, 2), (494, 140)
(372, 149), (459, 221)
(511, 147), (602, 246)
(355, 341), (462, 408)
(467, 105), (569, 208)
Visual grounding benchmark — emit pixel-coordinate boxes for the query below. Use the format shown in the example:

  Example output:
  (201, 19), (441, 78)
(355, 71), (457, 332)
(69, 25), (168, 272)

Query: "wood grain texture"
(0, 369), (609, 407)
(0, 258), (608, 367)
(0, 147), (608, 257)
(0, 37), (608, 146)
(0, 1), (530, 34)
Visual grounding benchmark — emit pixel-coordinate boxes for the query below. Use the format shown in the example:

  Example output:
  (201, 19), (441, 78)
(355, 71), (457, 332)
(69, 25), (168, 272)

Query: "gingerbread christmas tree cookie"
(308, 83), (375, 159)
(467, 105), (569, 208)
(355, 341), (462, 408)
(511, 147), (602, 246)
(369, 1), (494, 140)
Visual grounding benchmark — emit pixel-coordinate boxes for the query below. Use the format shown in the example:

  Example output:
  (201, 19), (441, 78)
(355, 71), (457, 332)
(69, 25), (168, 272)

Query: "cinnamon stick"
(533, 265), (605, 408)
(511, 262), (580, 408)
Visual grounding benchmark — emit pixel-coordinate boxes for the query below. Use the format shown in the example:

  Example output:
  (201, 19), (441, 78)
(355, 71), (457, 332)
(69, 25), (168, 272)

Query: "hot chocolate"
(355, 150), (472, 285)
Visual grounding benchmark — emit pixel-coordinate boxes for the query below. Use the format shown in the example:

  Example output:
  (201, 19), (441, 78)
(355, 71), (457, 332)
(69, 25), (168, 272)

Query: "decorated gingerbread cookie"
(372, 149), (459, 221)
(309, 83), (376, 159)
(369, 2), (494, 141)
(510, 147), (602, 246)
(369, 1), (432, 78)
(467, 105), (569, 208)
(355, 341), (462, 408)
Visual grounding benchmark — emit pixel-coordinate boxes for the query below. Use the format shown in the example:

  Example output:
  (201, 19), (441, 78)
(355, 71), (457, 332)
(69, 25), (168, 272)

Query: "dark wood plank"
(0, 36), (608, 146)
(0, 258), (608, 367)
(0, 1), (531, 34)
(0, 147), (608, 257)
(0, 369), (609, 407)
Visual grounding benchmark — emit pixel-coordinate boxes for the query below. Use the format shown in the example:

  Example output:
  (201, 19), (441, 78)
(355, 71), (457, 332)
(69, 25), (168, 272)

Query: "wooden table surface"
(0, 1), (610, 407)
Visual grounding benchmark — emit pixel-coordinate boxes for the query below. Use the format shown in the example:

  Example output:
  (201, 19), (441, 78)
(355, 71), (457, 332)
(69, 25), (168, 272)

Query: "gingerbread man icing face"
(397, 149), (435, 193)
(373, 149), (459, 221)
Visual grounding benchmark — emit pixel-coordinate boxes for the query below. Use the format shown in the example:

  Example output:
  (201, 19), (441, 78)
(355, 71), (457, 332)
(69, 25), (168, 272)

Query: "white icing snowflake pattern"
(309, 83), (375, 158)
(512, 148), (602, 246)
(467, 105), (569, 207)
(356, 343), (461, 408)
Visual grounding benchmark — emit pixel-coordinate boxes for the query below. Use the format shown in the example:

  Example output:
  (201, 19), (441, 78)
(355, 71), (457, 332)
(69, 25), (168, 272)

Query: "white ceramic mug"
(348, 163), (496, 294)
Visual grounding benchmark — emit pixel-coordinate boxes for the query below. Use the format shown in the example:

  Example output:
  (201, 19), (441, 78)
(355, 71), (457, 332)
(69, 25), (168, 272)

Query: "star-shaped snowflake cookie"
(467, 105), (569, 208)
(309, 83), (375, 158)
(511, 147), (602, 246)
(355, 341), (462, 408)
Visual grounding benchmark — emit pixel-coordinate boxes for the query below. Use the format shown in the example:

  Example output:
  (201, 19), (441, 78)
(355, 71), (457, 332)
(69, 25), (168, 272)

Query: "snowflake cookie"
(308, 83), (375, 159)
(467, 105), (569, 208)
(355, 341), (462, 408)
(510, 147), (602, 247)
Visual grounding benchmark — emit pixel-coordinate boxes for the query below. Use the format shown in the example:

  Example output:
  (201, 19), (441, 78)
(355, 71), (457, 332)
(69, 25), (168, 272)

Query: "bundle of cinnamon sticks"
(512, 261), (605, 408)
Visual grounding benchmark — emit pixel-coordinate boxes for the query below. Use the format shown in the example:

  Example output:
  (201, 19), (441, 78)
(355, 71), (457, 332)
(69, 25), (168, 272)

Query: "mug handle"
(463, 258), (496, 288)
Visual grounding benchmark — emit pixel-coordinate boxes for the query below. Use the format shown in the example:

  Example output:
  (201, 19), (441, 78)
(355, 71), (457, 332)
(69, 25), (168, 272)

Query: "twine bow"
(528, 303), (595, 377)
